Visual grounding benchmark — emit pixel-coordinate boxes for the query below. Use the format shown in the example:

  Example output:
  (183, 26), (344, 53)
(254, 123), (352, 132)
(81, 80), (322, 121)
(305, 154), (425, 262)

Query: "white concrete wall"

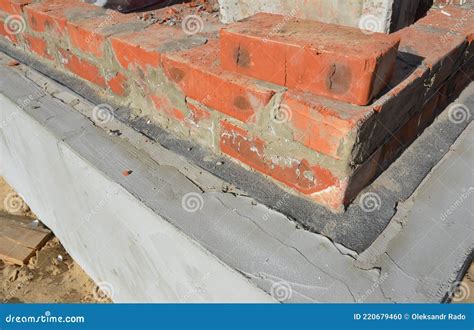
(0, 79), (274, 303)
(218, 0), (420, 33)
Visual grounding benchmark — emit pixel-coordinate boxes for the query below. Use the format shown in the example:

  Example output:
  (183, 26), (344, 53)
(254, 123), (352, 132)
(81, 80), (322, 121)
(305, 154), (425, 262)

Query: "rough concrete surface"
(217, 0), (418, 33)
(0, 53), (472, 302)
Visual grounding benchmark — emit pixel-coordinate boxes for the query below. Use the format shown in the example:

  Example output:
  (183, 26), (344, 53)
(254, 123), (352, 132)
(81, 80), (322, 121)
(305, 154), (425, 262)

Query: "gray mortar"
(0, 40), (472, 252)
(1, 54), (471, 303)
(12, 6), (437, 190)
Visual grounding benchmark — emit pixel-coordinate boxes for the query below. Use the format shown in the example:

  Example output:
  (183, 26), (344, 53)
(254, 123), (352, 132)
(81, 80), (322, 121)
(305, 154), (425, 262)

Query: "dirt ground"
(0, 176), (472, 303)
(453, 263), (474, 304)
(0, 177), (110, 303)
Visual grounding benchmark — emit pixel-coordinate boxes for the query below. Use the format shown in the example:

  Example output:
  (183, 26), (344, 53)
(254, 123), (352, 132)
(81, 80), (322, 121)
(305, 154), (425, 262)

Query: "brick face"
(24, 34), (52, 60)
(25, 0), (104, 34)
(283, 91), (371, 159)
(220, 120), (347, 210)
(394, 24), (467, 98)
(110, 24), (180, 71)
(59, 49), (106, 87)
(220, 13), (400, 106)
(0, 0), (31, 15)
(162, 41), (277, 123)
(0, 16), (18, 43)
(66, 10), (146, 58)
(106, 72), (127, 96)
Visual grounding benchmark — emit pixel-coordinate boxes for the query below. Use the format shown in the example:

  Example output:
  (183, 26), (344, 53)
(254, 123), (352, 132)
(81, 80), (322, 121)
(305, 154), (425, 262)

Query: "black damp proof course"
(0, 40), (471, 253)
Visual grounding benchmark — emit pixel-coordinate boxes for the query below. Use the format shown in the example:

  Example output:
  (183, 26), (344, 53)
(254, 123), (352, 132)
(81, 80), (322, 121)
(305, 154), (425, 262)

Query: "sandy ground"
(453, 263), (474, 304)
(0, 177), (110, 303)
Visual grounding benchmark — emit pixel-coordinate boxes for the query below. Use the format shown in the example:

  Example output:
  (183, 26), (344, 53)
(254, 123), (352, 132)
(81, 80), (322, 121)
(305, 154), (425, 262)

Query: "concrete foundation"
(217, 0), (422, 33)
(0, 52), (472, 302)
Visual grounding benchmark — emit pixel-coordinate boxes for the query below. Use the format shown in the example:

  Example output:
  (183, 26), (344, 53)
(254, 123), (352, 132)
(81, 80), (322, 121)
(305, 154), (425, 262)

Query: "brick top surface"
(164, 39), (278, 95)
(395, 25), (467, 66)
(221, 13), (400, 58)
(417, 5), (474, 40)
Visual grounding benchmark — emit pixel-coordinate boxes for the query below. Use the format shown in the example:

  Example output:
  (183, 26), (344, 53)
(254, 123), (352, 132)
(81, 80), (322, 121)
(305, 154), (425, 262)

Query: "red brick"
(0, 16), (18, 43)
(24, 34), (52, 60)
(357, 69), (428, 163)
(418, 93), (439, 132)
(187, 101), (211, 124)
(162, 41), (276, 123)
(106, 72), (127, 96)
(343, 149), (381, 205)
(220, 120), (346, 211)
(344, 94), (440, 204)
(277, 55), (428, 162)
(150, 94), (186, 122)
(417, 5), (474, 44)
(66, 10), (146, 58)
(110, 24), (181, 71)
(446, 65), (473, 101)
(0, 0), (31, 15)
(59, 49), (105, 87)
(394, 24), (467, 98)
(220, 13), (400, 106)
(433, 0), (474, 5)
(283, 91), (371, 159)
(25, 0), (102, 34)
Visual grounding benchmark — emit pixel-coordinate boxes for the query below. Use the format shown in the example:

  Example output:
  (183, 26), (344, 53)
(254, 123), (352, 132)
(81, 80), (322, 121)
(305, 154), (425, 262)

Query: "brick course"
(0, 0), (471, 212)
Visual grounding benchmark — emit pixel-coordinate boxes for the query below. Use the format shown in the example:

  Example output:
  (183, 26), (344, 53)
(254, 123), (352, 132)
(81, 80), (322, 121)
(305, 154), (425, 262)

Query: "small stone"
(108, 129), (122, 136)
